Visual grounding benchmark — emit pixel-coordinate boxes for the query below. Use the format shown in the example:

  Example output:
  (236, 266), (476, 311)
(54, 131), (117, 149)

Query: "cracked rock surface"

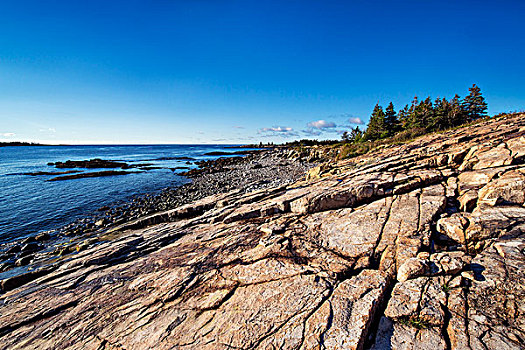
(1, 114), (525, 349)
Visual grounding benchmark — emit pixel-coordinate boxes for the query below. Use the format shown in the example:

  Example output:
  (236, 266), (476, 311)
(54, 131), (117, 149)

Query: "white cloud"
(233, 126), (245, 129)
(307, 120), (337, 129)
(258, 126), (298, 138)
(348, 117), (364, 125)
(1, 132), (15, 137)
(260, 126), (294, 133)
(39, 128), (56, 133)
(301, 119), (339, 137)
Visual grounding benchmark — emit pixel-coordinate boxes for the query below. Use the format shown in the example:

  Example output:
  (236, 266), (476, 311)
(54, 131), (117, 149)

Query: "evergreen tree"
(404, 96), (419, 129)
(412, 96), (434, 129)
(450, 94), (465, 126)
(355, 85), (488, 146)
(431, 97), (451, 130)
(342, 126), (363, 143)
(349, 126), (363, 143)
(398, 104), (411, 130)
(384, 102), (399, 135)
(462, 84), (487, 121)
(364, 104), (386, 140)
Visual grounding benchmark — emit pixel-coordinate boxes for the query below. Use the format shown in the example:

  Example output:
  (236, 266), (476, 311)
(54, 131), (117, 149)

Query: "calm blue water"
(0, 144), (246, 244)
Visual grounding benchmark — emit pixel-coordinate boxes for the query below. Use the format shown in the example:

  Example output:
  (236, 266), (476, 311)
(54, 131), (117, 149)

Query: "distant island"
(0, 141), (49, 147)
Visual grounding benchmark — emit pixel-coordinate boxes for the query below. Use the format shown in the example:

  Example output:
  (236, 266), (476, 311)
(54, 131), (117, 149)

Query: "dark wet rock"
(15, 255), (32, 266)
(202, 150), (262, 156)
(0, 266), (54, 292)
(0, 262), (14, 273)
(145, 156), (196, 161)
(20, 236), (36, 244)
(47, 170), (141, 181)
(50, 158), (131, 169)
(20, 242), (40, 253)
(5, 245), (21, 254)
(137, 166), (163, 170)
(0, 253), (13, 262)
(16, 170), (82, 176)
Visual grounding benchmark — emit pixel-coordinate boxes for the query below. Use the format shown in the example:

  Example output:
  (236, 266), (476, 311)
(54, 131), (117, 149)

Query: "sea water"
(0, 144), (248, 244)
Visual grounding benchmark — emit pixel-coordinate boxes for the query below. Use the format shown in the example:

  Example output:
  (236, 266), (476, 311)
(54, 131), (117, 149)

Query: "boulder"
(436, 213), (469, 244)
(477, 169), (525, 206)
(397, 257), (429, 282)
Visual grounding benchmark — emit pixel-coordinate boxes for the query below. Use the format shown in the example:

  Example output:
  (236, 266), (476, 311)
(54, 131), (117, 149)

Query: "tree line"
(342, 84), (488, 143)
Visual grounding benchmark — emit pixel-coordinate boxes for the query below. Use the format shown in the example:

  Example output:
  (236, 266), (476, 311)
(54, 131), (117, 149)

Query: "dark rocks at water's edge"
(60, 149), (312, 234)
(47, 170), (142, 181)
(178, 156), (249, 176)
(142, 156), (196, 161)
(42, 157), (200, 180)
(202, 149), (264, 156)
(48, 158), (131, 169)
(43, 154), (257, 179)
(10, 170), (82, 176)
(177, 148), (310, 177)
(47, 154), (244, 170)
(48, 158), (165, 169)
(1, 114), (525, 349)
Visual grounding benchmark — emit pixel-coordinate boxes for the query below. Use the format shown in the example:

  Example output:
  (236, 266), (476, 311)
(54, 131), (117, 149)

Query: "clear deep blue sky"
(1, 0), (524, 144)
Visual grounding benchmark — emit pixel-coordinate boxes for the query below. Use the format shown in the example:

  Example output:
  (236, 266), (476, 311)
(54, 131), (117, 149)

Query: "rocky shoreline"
(0, 149), (315, 280)
(1, 114), (524, 349)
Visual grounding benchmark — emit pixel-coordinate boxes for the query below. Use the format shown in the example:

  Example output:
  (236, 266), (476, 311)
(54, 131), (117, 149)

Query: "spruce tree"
(431, 97), (451, 130)
(404, 96), (419, 129)
(385, 102), (399, 135)
(364, 104), (386, 140)
(349, 126), (363, 143)
(450, 94), (465, 126)
(462, 84), (487, 121)
(412, 97), (434, 129)
(398, 104), (411, 130)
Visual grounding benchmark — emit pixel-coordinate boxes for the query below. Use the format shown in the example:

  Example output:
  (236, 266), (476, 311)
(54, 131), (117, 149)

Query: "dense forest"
(342, 84), (488, 144)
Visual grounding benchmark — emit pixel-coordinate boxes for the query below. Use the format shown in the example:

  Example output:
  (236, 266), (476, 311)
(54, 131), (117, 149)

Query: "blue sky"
(1, 0), (524, 144)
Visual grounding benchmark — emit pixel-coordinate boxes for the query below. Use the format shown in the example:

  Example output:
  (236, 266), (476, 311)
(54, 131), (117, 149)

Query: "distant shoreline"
(0, 142), (255, 147)
(0, 142), (52, 147)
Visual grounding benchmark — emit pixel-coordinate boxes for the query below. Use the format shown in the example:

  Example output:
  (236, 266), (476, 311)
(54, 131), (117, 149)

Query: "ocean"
(0, 144), (250, 244)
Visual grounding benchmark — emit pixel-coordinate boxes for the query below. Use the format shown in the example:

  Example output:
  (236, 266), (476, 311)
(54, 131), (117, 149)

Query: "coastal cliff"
(1, 114), (524, 349)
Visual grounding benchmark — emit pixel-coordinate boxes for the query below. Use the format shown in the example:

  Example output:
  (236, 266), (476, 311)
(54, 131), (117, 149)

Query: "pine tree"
(412, 96), (434, 129)
(462, 84), (487, 121)
(398, 104), (411, 130)
(385, 102), (399, 135)
(364, 104), (386, 140)
(404, 96), (419, 129)
(450, 94), (465, 126)
(349, 126), (363, 143)
(431, 97), (451, 130)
